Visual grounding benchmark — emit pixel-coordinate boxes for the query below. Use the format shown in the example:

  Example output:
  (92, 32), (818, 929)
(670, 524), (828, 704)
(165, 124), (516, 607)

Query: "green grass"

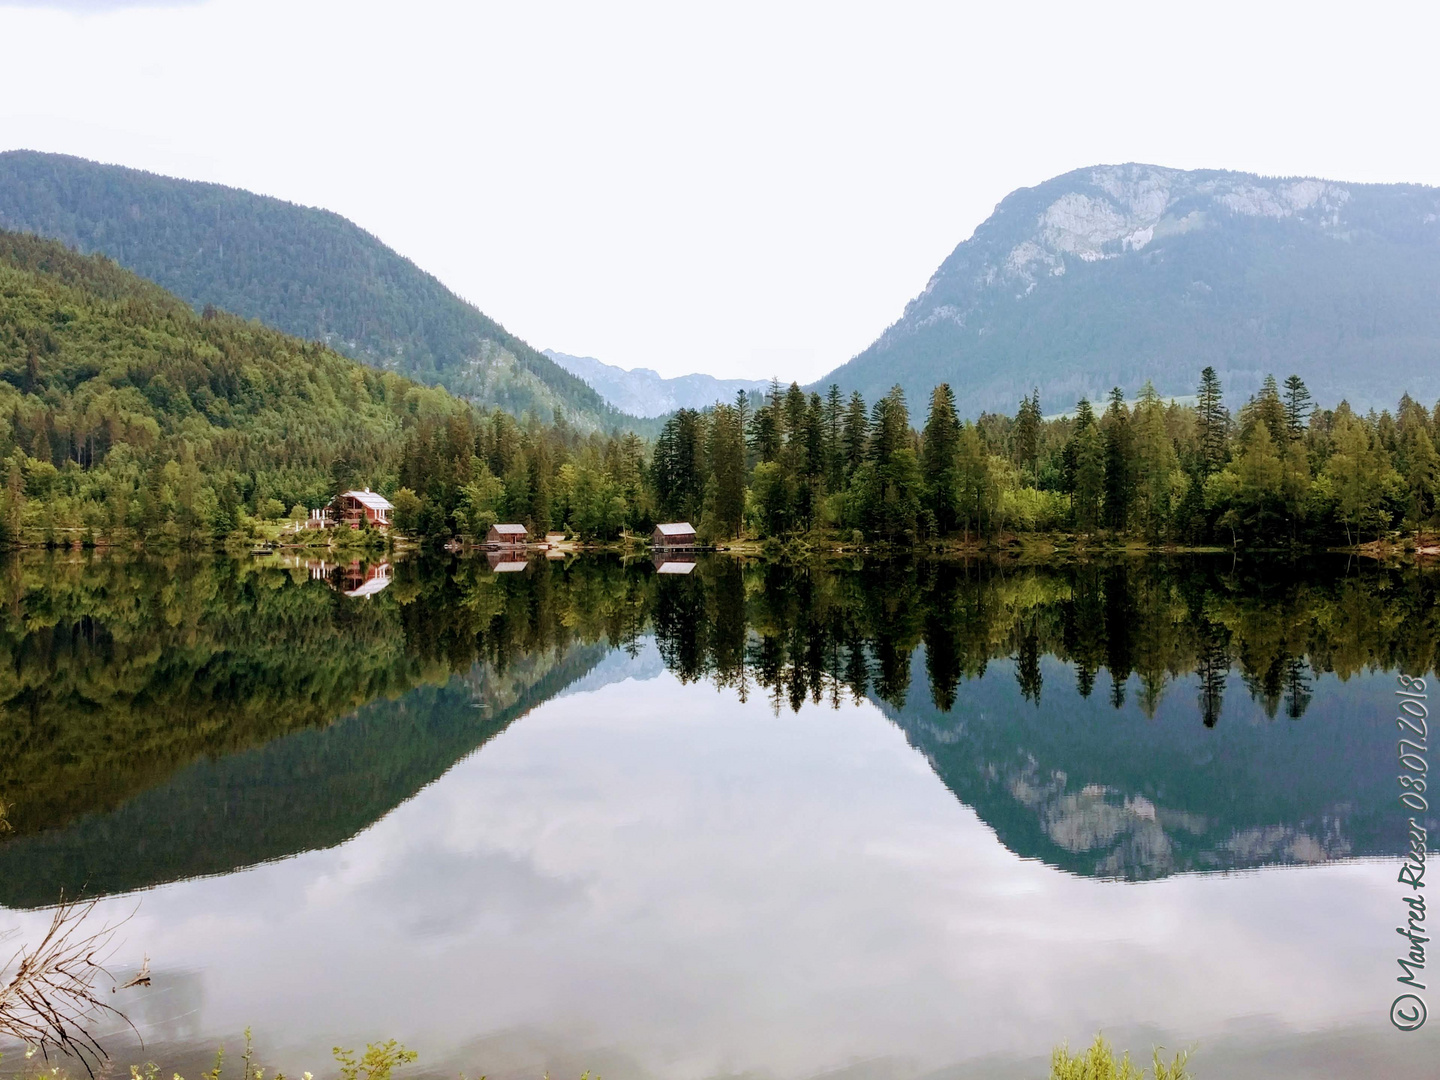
(1051, 1034), (1193, 1080)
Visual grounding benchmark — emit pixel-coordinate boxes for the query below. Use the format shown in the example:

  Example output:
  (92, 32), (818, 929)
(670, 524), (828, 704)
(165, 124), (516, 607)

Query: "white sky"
(2, 1), (1439, 382)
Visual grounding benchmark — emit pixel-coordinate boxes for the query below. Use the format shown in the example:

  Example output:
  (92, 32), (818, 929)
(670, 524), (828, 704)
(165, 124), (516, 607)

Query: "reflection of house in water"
(487, 551), (529, 573)
(306, 560), (393, 598)
(653, 552), (697, 575)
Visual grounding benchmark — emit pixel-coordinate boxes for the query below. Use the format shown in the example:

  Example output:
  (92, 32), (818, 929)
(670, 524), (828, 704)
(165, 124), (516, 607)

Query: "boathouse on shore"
(652, 522), (697, 548)
(487, 523), (528, 547)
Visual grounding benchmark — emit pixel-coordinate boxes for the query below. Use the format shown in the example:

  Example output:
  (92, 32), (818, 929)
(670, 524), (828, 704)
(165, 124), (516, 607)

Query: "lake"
(0, 552), (1436, 1079)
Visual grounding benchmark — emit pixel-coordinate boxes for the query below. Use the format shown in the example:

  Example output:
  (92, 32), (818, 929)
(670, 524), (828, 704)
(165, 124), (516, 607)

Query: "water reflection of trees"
(0, 554), (651, 840)
(2, 552), (1435, 845)
(649, 557), (1440, 721)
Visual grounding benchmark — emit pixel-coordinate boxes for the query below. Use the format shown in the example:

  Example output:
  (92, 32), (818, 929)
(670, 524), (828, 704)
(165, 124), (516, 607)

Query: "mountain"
(545, 349), (771, 417)
(0, 228), (477, 521)
(815, 163), (1440, 415)
(0, 150), (639, 432)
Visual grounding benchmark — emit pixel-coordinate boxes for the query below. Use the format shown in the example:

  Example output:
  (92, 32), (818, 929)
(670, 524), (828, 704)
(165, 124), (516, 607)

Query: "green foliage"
(0, 232), (1433, 549)
(333, 1041), (417, 1080)
(1050, 1035), (1191, 1080)
(0, 229), (480, 545)
(0, 151), (640, 433)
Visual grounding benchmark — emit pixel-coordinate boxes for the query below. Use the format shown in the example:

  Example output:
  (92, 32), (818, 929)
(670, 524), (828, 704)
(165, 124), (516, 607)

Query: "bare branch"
(0, 899), (138, 1076)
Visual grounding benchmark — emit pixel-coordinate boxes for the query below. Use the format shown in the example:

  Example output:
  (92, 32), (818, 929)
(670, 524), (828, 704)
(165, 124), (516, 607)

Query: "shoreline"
(2, 528), (1436, 565)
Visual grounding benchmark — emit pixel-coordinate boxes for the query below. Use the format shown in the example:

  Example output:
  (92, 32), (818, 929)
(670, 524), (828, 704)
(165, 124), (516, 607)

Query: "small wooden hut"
(487, 523), (528, 547)
(652, 522), (696, 549)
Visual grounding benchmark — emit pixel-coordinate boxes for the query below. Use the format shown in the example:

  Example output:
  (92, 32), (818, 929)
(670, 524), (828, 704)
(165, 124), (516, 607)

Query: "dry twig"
(0, 899), (137, 1074)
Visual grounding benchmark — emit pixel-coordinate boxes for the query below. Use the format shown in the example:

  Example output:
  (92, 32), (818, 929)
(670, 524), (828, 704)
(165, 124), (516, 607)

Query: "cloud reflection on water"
(3, 653), (1423, 1080)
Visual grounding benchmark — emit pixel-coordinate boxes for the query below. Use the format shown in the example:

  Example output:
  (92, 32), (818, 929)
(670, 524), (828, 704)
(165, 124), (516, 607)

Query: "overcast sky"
(2, 1), (1439, 382)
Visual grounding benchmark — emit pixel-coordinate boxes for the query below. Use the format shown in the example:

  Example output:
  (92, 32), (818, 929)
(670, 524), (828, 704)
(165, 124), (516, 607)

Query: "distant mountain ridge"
(815, 163), (1440, 415)
(0, 150), (641, 432)
(545, 349), (771, 417)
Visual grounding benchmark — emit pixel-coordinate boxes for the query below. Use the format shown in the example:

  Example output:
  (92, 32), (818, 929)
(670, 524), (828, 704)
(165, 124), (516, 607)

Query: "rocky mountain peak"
(819, 163), (1440, 415)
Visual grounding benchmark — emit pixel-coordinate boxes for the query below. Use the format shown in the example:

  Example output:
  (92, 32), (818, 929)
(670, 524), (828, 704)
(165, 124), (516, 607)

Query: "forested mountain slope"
(0, 228), (475, 537)
(0, 150), (638, 431)
(816, 164), (1440, 415)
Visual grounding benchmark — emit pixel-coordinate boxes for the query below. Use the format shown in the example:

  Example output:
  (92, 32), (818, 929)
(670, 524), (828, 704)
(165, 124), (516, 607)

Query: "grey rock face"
(815, 164), (1440, 415)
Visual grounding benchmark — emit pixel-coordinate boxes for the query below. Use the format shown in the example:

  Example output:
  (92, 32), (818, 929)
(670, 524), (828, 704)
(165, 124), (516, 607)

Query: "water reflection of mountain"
(877, 652), (1401, 880)
(0, 552), (649, 908)
(0, 644), (608, 909)
(2, 552), (1436, 906)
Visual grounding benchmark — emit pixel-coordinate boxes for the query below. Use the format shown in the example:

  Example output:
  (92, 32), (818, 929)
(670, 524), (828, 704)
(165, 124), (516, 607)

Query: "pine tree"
(1013, 388), (1042, 475)
(1282, 375), (1313, 440)
(921, 384), (961, 534)
(747, 387), (781, 463)
(1063, 398), (1105, 531)
(704, 403), (746, 539)
(842, 391), (869, 479)
(823, 383), (845, 492)
(1250, 374), (1287, 445)
(1400, 421), (1440, 528)
(1102, 387), (1132, 531)
(1197, 366), (1228, 475)
(869, 385), (909, 467)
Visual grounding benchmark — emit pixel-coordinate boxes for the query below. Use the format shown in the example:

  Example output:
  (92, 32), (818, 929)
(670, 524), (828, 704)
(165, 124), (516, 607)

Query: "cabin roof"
(654, 522), (696, 536)
(491, 523), (528, 535)
(341, 489), (395, 512)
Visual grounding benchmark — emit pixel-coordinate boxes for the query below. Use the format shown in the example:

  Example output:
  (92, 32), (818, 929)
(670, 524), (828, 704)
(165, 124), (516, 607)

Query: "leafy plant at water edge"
(1050, 1034), (1192, 1080)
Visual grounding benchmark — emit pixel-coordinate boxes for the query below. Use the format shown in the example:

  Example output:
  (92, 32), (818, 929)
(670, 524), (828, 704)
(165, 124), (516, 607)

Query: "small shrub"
(1050, 1034), (1192, 1080)
(333, 1040), (417, 1080)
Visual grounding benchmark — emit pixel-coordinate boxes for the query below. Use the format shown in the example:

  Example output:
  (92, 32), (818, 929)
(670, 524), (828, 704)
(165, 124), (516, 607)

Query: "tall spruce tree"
(1251, 375), (1287, 445)
(1197, 366), (1228, 475)
(843, 391), (870, 479)
(921, 384), (962, 533)
(1013, 388), (1042, 475)
(703, 403), (746, 538)
(1102, 387), (1132, 531)
(823, 383), (845, 491)
(1282, 375), (1313, 440)
(869, 385), (909, 467)
(1064, 398), (1105, 531)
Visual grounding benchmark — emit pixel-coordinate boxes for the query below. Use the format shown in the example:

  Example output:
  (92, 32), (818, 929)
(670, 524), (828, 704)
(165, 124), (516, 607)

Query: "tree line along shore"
(0, 229), (1431, 554)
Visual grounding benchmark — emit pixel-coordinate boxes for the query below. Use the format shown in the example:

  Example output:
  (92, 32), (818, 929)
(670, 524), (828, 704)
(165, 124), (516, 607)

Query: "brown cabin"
(487, 523), (528, 547)
(652, 522), (696, 548)
(333, 489), (394, 529)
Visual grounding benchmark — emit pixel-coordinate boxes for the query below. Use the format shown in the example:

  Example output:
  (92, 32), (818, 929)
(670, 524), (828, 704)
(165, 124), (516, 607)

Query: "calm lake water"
(1, 553), (1437, 1078)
